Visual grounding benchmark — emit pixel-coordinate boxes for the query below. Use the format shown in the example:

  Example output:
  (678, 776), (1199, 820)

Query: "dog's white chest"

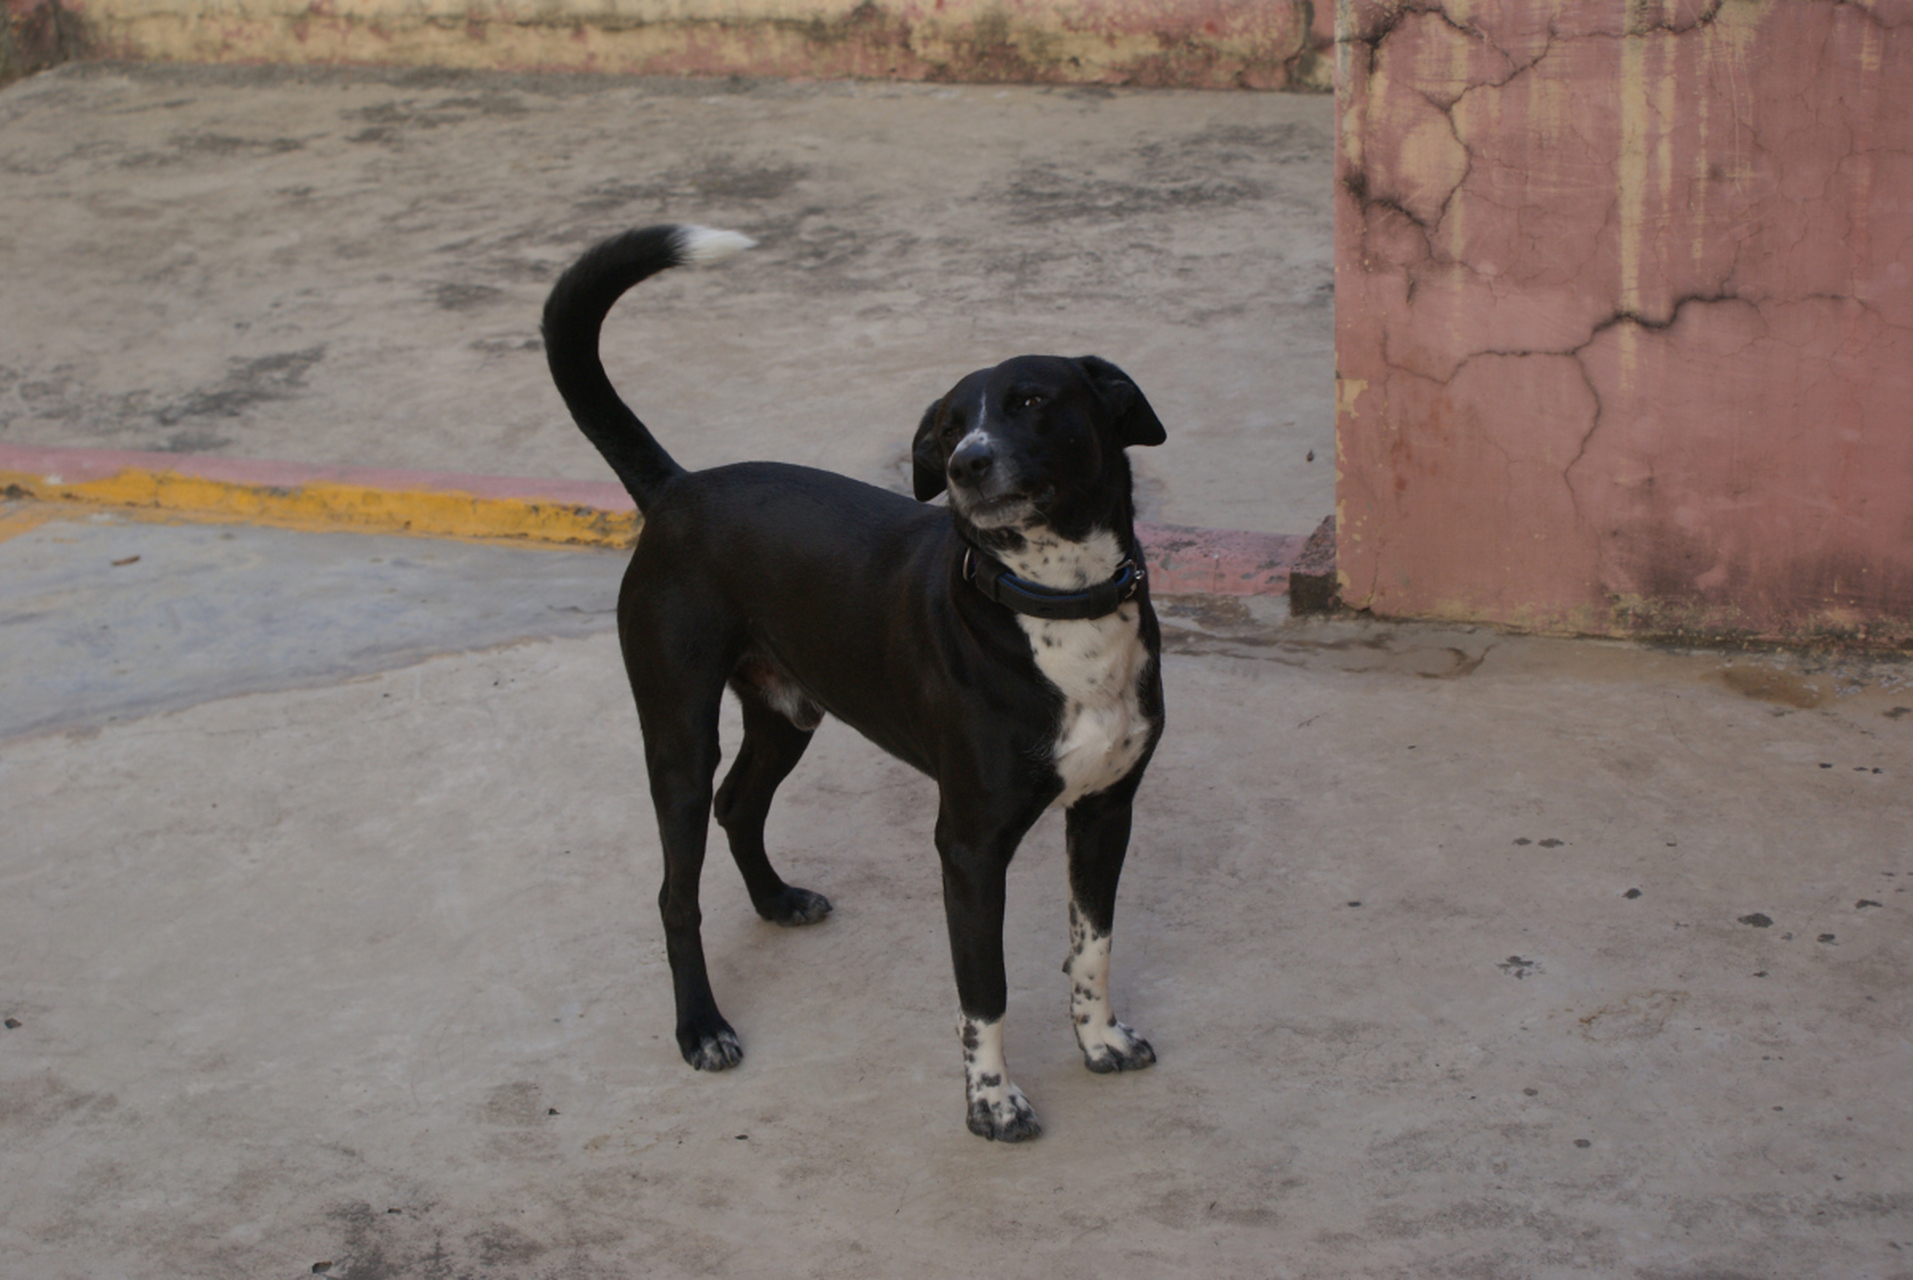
(1002, 532), (1154, 808)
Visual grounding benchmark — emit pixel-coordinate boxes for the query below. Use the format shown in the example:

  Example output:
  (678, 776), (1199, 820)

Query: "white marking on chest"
(1000, 529), (1153, 808)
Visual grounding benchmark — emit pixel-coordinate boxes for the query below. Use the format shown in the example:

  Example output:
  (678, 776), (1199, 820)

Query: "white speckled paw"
(966, 1082), (1042, 1142)
(1079, 1019), (1156, 1074)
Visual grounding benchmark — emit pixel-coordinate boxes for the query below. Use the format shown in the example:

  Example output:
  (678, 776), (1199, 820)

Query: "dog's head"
(911, 355), (1165, 535)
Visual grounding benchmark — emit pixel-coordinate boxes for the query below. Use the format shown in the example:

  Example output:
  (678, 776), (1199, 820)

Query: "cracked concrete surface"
(1333, 0), (1913, 641)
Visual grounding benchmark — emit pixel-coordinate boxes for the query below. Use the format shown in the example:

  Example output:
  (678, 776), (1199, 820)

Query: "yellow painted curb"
(0, 448), (1310, 599)
(0, 465), (641, 548)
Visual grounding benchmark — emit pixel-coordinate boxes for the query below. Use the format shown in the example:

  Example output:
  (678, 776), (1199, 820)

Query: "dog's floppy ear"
(1076, 355), (1166, 448)
(912, 398), (949, 501)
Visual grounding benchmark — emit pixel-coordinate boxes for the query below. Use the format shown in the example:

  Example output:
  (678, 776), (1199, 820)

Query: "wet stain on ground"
(117, 132), (305, 167)
(156, 346), (327, 429)
(1002, 158), (1266, 224)
(430, 282), (503, 310)
(1722, 665), (1827, 708)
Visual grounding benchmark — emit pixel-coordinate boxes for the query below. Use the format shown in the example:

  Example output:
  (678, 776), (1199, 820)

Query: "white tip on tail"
(674, 225), (757, 266)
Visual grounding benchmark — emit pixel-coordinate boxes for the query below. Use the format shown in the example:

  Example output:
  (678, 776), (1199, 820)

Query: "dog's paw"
(680, 1025), (744, 1072)
(966, 1084), (1042, 1143)
(757, 886), (833, 927)
(1079, 1019), (1156, 1074)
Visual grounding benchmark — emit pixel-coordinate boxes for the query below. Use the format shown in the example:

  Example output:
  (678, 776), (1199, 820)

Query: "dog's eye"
(1016, 394), (1044, 411)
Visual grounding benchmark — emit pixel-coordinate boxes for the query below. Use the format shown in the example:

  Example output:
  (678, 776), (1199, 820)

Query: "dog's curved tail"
(542, 224), (755, 510)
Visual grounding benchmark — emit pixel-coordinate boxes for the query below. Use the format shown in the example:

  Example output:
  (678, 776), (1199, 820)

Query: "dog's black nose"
(949, 437), (995, 486)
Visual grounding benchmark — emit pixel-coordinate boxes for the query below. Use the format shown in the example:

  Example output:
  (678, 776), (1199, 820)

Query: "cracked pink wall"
(1334, 0), (1913, 643)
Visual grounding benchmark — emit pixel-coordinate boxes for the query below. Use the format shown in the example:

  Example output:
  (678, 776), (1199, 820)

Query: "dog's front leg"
(936, 807), (1043, 1142)
(1063, 788), (1156, 1073)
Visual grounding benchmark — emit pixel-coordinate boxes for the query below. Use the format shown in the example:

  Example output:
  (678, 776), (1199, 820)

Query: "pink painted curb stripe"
(1139, 524), (1307, 598)
(0, 442), (1307, 596)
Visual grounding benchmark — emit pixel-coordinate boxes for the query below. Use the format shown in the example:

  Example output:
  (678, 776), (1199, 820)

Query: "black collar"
(961, 539), (1146, 621)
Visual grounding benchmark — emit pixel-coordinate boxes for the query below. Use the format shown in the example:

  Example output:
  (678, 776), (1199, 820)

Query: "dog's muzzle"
(948, 435), (997, 489)
(947, 436), (1045, 529)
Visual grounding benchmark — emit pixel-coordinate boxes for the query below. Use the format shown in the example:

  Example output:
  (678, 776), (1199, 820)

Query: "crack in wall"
(1336, 0), (1913, 640)
(1558, 294), (1752, 527)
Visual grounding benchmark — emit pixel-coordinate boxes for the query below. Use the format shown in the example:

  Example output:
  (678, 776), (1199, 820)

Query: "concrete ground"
(3, 58), (1913, 1280)
(3, 505), (1912, 1279)
(0, 60), (1333, 537)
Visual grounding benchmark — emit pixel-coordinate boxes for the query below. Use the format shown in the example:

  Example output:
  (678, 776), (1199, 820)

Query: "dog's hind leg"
(714, 683), (833, 926)
(1063, 786), (1157, 1074)
(624, 606), (745, 1071)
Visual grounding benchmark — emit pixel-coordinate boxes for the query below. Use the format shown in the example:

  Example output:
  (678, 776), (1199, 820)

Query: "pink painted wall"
(1334, 0), (1913, 643)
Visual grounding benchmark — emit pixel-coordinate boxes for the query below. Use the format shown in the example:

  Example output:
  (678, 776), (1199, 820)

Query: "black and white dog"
(542, 225), (1166, 1141)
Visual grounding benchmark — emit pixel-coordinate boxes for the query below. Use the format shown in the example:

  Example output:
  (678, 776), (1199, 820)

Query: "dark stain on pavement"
(1722, 664), (1827, 708)
(430, 282), (503, 311)
(156, 346), (326, 426)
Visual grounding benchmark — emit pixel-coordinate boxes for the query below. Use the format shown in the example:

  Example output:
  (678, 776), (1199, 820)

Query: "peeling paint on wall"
(1335, 0), (1913, 645)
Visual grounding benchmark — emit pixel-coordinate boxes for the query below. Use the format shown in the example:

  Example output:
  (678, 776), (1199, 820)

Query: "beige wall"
(9, 0), (1333, 88)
